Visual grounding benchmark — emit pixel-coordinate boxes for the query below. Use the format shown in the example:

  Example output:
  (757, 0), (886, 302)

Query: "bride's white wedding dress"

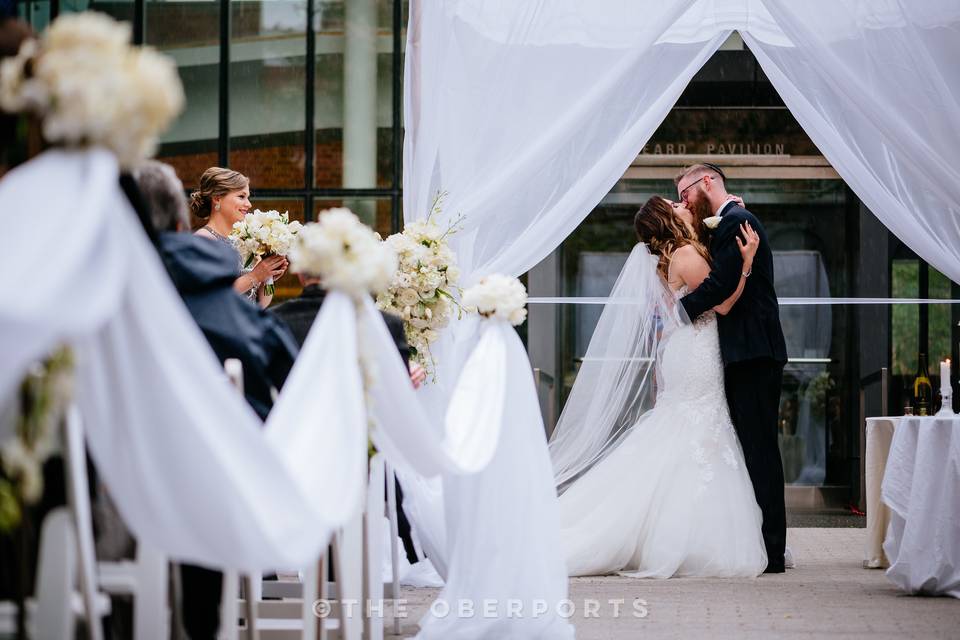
(559, 287), (768, 578)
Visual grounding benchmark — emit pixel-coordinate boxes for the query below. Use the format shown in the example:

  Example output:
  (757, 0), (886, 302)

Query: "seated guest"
(272, 271), (426, 565)
(132, 160), (299, 639)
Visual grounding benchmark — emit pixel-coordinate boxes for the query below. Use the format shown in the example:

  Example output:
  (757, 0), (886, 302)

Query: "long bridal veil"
(549, 243), (689, 492)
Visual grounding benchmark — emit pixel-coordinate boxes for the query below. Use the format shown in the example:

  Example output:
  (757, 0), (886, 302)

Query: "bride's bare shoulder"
(668, 244), (710, 288)
(669, 244), (708, 269)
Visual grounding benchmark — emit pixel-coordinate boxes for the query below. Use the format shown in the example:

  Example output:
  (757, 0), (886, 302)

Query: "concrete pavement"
(389, 528), (959, 639)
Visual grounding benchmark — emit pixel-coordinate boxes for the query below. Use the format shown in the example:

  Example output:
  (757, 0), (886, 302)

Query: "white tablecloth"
(881, 415), (960, 597)
(864, 417), (899, 568)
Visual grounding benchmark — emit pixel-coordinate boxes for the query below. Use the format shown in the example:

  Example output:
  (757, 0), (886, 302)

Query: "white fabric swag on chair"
(0, 148), (515, 573)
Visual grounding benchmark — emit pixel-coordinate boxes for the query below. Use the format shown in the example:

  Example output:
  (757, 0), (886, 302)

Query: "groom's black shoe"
(763, 562), (785, 574)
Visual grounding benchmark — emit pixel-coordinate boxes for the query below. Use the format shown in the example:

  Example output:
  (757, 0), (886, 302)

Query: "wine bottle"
(913, 352), (933, 416)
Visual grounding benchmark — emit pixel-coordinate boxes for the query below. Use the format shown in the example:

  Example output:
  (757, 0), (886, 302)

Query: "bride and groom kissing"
(552, 162), (789, 577)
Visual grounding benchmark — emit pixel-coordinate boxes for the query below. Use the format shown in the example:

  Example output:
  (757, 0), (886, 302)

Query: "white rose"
(703, 216), (722, 229)
(397, 288), (420, 307)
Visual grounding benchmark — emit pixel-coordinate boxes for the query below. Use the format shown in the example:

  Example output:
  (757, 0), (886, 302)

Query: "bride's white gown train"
(559, 305), (768, 578)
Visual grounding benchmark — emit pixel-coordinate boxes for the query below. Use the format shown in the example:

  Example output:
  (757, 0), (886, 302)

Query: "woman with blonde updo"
(191, 167), (287, 307)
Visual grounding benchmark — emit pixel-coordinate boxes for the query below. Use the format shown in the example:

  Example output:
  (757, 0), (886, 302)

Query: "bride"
(551, 195), (768, 578)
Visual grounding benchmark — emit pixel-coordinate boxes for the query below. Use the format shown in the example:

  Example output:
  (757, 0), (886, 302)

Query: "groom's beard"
(689, 196), (714, 244)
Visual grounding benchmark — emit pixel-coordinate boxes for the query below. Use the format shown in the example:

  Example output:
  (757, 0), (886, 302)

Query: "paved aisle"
(392, 528), (960, 639)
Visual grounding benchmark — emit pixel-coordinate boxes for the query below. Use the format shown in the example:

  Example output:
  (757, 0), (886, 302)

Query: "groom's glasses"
(679, 163), (727, 201)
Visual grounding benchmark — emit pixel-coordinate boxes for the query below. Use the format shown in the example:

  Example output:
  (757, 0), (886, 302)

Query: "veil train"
(549, 243), (689, 492)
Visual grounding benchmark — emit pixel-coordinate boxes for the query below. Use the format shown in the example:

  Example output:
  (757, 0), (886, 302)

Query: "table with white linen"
(864, 417), (900, 568)
(881, 415), (960, 597)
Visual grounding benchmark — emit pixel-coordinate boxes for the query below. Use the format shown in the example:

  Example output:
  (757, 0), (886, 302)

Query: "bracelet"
(742, 268), (752, 278)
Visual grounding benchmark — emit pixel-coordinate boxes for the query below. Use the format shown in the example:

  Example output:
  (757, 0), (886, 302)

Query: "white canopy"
(404, 0), (960, 286)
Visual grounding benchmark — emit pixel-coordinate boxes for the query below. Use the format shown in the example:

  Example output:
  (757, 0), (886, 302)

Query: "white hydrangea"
(0, 12), (184, 167)
(289, 208), (397, 300)
(462, 274), (528, 327)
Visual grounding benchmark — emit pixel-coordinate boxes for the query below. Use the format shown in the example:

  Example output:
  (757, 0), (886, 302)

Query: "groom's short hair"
(675, 162), (727, 187)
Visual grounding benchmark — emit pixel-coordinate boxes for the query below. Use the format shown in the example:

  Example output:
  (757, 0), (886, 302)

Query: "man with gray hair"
(131, 160), (191, 233)
(675, 162), (789, 573)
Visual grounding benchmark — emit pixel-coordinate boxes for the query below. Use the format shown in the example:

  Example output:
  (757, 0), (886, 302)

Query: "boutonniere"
(703, 216), (722, 230)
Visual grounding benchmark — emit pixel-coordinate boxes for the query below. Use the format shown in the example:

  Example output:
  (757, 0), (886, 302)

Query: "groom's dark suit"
(680, 200), (788, 572)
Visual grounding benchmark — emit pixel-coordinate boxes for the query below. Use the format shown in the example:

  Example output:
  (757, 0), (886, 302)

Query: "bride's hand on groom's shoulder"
(736, 222), (759, 267)
(729, 194), (745, 208)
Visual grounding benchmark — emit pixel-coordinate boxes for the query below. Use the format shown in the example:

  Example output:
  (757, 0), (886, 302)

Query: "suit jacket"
(158, 232), (300, 419)
(680, 201), (787, 366)
(272, 284), (411, 367)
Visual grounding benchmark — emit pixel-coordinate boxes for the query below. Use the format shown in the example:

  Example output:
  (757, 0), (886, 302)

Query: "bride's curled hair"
(634, 196), (709, 280)
(189, 167), (248, 218)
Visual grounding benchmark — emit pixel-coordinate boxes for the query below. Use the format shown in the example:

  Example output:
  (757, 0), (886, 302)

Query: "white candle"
(941, 359), (952, 395)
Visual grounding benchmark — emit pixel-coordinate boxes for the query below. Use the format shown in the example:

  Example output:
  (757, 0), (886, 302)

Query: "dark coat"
(158, 232), (299, 419)
(271, 284), (411, 367)
(680, 201), (788, 366)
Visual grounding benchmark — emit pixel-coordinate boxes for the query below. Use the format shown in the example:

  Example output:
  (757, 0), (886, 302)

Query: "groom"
(676, 163), (788, 573)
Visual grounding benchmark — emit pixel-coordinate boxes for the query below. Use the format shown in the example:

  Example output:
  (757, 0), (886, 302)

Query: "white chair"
(217, 361), (395, 640)
(363, 455), (386, 640)
(383, 461), (403, 636)
(1, 406), (124, 639)
(97, 543), (169, 640)
(63, 405), (110, 640)
(0, 507), (111, 639)
(221, 359), (363, 640)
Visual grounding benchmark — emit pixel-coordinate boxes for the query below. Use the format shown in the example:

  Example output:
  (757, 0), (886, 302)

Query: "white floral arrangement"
(462, 274), (529, 327)
(377, 193), (463, 377)
(288, 208), (397, 301)
(0, 12), (185, 168)
(230, 209), (304, 296)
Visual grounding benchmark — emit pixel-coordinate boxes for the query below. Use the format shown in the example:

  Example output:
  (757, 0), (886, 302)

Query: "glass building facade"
(20, 4), (960, 508)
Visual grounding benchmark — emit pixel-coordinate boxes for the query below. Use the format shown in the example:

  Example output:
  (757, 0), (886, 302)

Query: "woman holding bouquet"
(190, 167), (288, 307)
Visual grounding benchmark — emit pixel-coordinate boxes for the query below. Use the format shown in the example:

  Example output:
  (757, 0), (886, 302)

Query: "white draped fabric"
(417, 321), (574, 639)
(743, 1), (960, 283)
(405, 0), (960, 285)
(0, 148), (507, 571)
(881, 416), (960, 598)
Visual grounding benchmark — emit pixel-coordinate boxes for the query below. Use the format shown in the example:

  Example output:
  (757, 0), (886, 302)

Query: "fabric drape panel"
(417, 321), (575, 639)
(404, 0), (715, 281)
(744, 1), (960, 283)
(405, 0), (960, 297)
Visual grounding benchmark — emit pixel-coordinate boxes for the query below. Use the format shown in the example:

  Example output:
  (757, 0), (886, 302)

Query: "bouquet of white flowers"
(288, 208), (396, 301)
(230, 209), (304, 296)
(377, 193), (463, 377)
(0, 12), (184, 168)
(462, 274), (529, 327)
